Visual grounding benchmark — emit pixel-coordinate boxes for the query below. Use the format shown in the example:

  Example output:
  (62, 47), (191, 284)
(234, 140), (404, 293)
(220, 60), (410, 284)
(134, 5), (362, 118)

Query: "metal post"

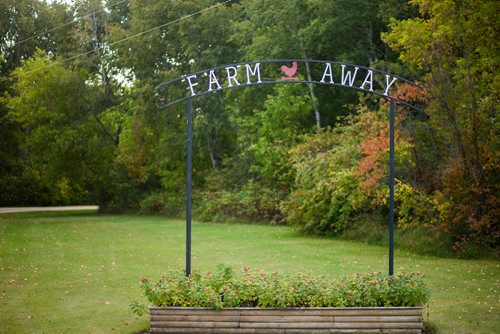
(186, 98), (193, 277)
(389, 98), (395, 276)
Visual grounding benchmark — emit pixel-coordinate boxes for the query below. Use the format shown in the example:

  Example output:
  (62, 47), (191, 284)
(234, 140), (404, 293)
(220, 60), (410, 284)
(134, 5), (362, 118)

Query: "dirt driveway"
(0, 206), (99, 213)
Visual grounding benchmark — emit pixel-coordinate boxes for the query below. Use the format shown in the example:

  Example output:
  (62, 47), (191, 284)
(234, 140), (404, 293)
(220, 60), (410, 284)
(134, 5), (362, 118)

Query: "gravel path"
(0, 206), (99, 213)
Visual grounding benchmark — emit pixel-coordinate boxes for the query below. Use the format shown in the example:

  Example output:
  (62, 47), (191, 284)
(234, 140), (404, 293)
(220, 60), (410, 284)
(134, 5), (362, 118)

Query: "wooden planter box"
(149, 306), (424, 333)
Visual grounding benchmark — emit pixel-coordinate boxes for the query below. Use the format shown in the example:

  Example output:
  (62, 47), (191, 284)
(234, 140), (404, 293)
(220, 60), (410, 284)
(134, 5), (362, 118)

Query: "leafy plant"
(133, 265), (430, 313)
(130, 300), (148, 316)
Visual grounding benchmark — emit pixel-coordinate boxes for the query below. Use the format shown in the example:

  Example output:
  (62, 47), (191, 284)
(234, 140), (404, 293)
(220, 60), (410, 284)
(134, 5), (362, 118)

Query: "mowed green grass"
(0, 213), (498, 333)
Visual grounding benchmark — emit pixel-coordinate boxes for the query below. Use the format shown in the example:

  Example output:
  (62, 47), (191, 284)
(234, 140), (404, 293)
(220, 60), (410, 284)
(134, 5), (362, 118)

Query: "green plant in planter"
(131, 264), (430, 314)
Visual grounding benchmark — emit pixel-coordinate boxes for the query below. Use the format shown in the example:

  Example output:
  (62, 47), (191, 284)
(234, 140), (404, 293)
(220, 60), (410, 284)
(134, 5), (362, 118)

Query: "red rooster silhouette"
(281, 61), (298, 80)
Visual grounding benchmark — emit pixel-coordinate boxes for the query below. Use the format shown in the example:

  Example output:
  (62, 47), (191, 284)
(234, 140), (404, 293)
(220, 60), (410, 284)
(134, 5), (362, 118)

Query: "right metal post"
(389, 98), (395, 276)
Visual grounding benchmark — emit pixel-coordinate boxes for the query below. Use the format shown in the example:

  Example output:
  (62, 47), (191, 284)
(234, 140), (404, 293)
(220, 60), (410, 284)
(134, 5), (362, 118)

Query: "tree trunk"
(296, 35), (321, 129)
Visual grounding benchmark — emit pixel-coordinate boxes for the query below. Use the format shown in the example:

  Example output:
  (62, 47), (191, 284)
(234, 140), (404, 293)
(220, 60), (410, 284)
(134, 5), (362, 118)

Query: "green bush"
(134, 264), (430, 312)
(198, 181), (284, 223)
(283, 124), (365, 235)
(139, 192), (184, 216)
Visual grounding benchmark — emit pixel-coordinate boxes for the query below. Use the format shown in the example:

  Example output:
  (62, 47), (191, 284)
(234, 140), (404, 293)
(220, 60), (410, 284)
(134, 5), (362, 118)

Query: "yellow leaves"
(382, 18), (433, 70)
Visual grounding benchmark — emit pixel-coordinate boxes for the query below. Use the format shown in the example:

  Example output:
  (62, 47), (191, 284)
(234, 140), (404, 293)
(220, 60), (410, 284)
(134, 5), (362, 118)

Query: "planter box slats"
(150, 321), (422, 329)
(151, 315), (421, 323)
(240, 322), (422, 329)
(152, 315), (241, 322)
(150, 307), (423, 316)
(151, 321), (240, 328)
(335, 315), (421, 323)
(149, 307), (424, 333)
(150, 329), (422, 334)
(150, 308), (241, 316)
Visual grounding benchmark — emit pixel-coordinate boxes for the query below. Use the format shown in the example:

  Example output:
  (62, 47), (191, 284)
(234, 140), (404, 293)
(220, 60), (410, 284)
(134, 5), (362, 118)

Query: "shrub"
(198, 181), (284, 223)
(133, 264), (430, 313)
(283, 125), (365, 235)
(139, 192), (183, 216)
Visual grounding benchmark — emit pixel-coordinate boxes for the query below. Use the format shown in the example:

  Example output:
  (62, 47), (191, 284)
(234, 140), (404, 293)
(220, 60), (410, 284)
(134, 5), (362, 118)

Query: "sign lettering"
(340, 65), (359, 87)
(245, 62), (262, 84)
(360, 70), (373, 92)
(157, 60), (414, 109)
(320, 62), (334, 84)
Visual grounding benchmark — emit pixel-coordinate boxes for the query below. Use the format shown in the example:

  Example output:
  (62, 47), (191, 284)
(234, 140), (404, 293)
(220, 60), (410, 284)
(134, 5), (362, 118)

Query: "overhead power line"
(23, 0), (233, 74)
(17, 0), (129, 44)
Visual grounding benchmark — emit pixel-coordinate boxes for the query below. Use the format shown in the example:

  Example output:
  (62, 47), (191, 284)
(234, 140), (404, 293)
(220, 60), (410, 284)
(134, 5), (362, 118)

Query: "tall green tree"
(106, 0), (243, 212)
(0, 0), (75, 205)
(232, 0), (323, 126)
(6, 51), (110, 203)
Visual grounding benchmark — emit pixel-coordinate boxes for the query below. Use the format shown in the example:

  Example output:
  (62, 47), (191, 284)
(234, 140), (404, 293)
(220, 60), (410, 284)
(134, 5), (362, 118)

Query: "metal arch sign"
(156, 59), (423, 112)
(156, 59), (426, 277)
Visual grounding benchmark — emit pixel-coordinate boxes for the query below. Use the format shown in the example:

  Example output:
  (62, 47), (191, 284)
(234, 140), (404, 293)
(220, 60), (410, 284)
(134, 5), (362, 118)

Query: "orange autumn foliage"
(388, 83), (432, 113)
(357, 127), (399, 193)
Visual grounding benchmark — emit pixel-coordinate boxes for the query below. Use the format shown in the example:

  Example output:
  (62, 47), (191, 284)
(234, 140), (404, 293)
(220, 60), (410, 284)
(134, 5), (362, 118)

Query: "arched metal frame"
(156, 59), (425, 277)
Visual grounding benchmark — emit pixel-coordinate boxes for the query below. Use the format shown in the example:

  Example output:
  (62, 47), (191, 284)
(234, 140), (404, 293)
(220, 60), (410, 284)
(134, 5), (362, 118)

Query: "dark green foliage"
(198, 180), (283, 223)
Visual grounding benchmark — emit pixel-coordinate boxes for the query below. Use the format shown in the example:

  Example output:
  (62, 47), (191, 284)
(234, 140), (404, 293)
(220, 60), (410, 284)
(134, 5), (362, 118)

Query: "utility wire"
(17, 0), (129, 44)
(23, 0), (232, 74)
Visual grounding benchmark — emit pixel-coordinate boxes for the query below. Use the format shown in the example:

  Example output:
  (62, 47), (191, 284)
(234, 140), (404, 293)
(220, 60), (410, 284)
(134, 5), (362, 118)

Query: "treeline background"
(1, 0), (498, 258)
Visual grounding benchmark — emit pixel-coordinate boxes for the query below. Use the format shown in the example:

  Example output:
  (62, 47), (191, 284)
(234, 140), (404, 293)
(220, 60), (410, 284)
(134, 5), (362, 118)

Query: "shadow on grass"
(423, 320), (439, 334)
(133, 330), (149, 334)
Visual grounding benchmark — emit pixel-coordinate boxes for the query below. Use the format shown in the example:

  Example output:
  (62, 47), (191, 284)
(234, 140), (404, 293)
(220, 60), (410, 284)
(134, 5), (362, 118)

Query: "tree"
(0, 0), (75, 205)
(6, 51), (118, 204)
(231, 0), (322, 127)
(243, 84), (314, 189)
(104, 0), (244, 212)
(382, 0), (499, 255)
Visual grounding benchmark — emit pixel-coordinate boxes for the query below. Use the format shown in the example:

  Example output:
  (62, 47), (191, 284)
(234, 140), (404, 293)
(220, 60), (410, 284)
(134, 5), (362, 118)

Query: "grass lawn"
(0, 212), (498, 333)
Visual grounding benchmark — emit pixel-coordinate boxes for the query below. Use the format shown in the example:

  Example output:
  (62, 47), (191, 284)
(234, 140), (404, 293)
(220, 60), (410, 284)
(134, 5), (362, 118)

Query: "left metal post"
(389, 98), (395, 276)
(186, 98), (193, 277)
